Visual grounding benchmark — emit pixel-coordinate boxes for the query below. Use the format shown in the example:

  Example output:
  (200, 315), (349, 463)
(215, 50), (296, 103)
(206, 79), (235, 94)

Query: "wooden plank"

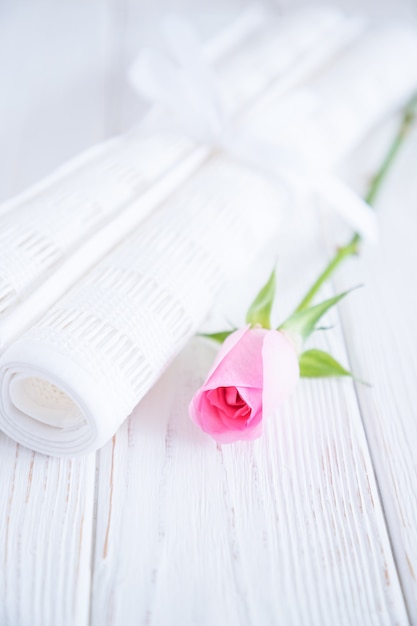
(88, 3), (413, 623)
(333, 121), (417, 621)
(0, 1), (114, 623)
(0, 436), (96, 626)
(89, 185), (409, 624)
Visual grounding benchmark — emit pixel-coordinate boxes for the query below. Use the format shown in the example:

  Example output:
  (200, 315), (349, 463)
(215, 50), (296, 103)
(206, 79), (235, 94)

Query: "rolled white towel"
(0, 8), (359, 349)
(1, 12), (417, 457)
(0, 157), (283, 455)
(246, 22), (417, 169)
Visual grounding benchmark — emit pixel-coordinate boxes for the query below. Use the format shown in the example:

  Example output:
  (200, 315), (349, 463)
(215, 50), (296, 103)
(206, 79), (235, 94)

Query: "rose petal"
(208, 389), (245, 422)
(261, 330), (299, 420)
(217, 408), (254, 431)
(189, 328), (299, 445)
(204, 326), (251, 380)
(210, 419), (263, 444)
(203, 328), (267, 392)
(190, 392), (226, 435)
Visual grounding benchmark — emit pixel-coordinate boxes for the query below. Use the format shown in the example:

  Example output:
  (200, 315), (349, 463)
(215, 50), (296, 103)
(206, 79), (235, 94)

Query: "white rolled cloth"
(235, 21), (417, 229)
(0, 7), (355, 349)
(1, 12), (417, 456)
(246, 22), (417, 169)
(0, 157), (283, 455)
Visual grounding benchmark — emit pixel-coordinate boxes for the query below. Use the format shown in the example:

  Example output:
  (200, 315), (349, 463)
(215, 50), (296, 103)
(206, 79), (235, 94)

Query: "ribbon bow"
(128, 17), (376, 240)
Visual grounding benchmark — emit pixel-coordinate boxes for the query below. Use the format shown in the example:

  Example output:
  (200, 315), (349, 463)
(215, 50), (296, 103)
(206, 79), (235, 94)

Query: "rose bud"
(189, 326), (299, 443)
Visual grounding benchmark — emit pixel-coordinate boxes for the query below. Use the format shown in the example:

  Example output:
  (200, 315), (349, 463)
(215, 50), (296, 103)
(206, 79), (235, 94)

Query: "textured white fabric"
(246, 23), (417, 168)
(0, 8), (358, 348)
(239, 22), (417, 230)
(1, 14), (416, 350)
(1, 11), (417, 456)
(0, 157), (283, 455)
(129, 13), (379, 239)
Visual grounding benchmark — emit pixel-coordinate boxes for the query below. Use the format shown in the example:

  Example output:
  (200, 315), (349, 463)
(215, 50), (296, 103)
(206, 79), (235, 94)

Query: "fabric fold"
(0, 8), (361, 348)
(1, 10), (417, 456)
(0, 157), (283, 455)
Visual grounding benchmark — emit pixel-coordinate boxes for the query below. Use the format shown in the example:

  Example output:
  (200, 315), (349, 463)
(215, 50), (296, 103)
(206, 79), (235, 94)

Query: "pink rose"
(189, 327), (299, 443)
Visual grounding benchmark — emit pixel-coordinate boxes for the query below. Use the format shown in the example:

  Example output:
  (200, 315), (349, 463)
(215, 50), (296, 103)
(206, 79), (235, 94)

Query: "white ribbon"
(128, 17), (377, 241)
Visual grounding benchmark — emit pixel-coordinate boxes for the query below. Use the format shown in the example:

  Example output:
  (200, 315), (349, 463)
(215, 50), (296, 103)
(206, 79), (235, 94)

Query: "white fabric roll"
(0, 8), (359, 349)
(245, 23), (417, 169)
(1, 12), (417, 456)
(237, 21), (417, 230)
(0, 157), (283, 455)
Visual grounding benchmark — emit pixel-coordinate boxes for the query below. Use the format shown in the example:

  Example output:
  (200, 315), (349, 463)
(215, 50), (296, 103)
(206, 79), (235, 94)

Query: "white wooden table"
(1, 1), (417, 624)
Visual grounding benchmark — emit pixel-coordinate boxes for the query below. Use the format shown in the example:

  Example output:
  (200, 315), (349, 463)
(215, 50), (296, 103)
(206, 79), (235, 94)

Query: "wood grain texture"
(88, 193), (410, 625)
(0, 434), (96, 626)
(0, 1), (110, 625)
(333, 122), (417, 622)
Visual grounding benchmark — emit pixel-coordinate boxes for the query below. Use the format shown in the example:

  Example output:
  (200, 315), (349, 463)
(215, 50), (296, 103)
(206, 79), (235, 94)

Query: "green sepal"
(199, 330), (236, 344)
(245, 268), (276, 329)
(299, 349), (353, 378)
(278, 288), (356, 342)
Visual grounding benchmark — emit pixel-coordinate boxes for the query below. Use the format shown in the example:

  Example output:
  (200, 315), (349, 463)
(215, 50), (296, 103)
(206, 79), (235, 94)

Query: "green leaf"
(199, 330), (236, 344)
(279, 288), (357, 342)
(246, 268), (276, 329)
(299, 349), (352, 378)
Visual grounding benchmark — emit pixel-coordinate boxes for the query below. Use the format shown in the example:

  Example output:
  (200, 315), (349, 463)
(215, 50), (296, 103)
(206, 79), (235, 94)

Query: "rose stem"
(295, 92), (417, 313)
